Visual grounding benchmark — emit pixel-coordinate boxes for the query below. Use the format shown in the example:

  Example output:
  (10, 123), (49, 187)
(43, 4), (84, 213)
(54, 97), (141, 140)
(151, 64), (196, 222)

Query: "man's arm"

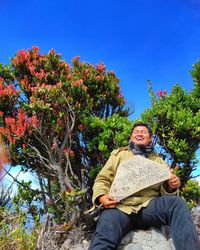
(92, 151), (120, 208)
(92, 155), (114, 200)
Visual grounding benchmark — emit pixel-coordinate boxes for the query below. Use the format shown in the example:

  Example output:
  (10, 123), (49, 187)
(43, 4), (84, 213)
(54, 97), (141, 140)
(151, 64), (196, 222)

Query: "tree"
(141, 78), (200, 185)
(0, 46), (133, 222)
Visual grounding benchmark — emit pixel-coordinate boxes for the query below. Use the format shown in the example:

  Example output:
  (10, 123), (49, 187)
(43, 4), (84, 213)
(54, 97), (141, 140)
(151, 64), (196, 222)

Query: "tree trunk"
(54, 164), (67, 192)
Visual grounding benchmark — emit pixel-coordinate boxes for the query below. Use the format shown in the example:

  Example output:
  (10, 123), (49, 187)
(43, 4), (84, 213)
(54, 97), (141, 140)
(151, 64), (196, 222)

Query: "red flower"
(96, 63), (106, 72)
(29, 65), (35, 73)
(63, 147), (67, 154)
(78, 124), (86, 131)
(69, 150), (74, 158)
(156, 90), (163, 97)
(72, 56), (80, 65)
(156, 89), (167, 98)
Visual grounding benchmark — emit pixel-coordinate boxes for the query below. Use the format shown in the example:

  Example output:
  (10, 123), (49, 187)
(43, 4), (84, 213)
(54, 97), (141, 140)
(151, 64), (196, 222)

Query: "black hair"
(131, 122), (152, 137)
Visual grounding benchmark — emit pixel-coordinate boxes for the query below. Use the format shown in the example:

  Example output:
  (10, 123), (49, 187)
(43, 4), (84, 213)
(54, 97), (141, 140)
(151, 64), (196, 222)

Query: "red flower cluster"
(1, 109), (39, 144)
(78, 124), (86, 131)
(156, 89), (167, 97)
(0, 79), (20, 99)
(12, 49), (30, 66)
(63, 147), (75, 158)
(72, 56), (80, 65)
(71, 79), (87, 91)
(95, 75), (105, 82)
(71, 79), (83, 87)
(96, 63), (106, 73)
(12, 46), (40, 67)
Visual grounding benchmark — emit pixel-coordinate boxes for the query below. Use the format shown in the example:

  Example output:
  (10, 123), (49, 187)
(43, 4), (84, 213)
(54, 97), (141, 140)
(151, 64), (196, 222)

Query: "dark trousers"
(88, 196), (200, 250)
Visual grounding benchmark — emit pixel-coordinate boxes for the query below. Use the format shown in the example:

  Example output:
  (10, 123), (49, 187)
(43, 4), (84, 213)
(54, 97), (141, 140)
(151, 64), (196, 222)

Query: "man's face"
(130, 126), (151, 146)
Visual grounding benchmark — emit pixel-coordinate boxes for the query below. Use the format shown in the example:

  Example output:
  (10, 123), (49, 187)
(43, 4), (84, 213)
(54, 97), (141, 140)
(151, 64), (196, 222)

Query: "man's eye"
(133, 131), (147, 135)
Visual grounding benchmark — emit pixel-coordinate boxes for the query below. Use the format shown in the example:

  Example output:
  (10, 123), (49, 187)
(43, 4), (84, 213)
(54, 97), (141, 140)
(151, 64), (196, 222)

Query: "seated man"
(88, 122), (200, 250)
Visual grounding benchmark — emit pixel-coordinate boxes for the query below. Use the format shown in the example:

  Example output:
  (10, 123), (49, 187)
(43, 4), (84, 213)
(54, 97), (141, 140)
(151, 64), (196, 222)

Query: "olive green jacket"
(92, 147), (178, 215)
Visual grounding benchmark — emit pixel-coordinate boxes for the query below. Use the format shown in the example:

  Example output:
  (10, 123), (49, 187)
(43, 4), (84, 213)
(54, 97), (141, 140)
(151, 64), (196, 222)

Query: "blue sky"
(1, 0), (200, 177)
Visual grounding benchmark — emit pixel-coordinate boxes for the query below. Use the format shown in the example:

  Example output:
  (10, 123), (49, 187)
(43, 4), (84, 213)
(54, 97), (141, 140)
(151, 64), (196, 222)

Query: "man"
(88, 122), (200, 250)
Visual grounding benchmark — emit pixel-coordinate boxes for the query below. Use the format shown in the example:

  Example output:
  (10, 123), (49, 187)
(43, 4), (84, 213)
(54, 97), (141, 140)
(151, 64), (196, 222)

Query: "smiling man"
(88, 122), (200, 250)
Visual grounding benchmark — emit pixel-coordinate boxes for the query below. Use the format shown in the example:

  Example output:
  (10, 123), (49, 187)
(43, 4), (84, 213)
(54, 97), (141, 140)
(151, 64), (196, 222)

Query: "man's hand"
(98, 194), (119, 209)
(167, 169), (181, 192)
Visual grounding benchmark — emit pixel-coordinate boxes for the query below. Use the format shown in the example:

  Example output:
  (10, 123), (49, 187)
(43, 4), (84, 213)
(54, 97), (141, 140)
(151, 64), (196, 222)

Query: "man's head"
(130, 122), (152, 147)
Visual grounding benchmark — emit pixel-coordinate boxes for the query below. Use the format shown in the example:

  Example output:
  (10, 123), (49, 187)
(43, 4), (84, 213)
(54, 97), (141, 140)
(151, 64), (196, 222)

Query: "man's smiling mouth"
(135, 136), (144, 141)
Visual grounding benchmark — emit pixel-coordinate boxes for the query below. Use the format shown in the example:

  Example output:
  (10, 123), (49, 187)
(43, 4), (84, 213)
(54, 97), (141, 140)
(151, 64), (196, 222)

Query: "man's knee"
(163, 195), (187, 207)
(160, 195), (190, 217)
(90, 209), (131, 248)
(99, 209), (130, 228)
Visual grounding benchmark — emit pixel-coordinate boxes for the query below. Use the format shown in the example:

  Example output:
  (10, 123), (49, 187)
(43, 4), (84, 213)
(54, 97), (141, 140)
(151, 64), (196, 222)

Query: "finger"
(169, 179), (179, 185)
(105, 204), (117, 208)
(106, 200), (119, 206)
(169, 173), (179, 180)
(106, 195), (117, 201)
(168, 177), (178, 183)
(168, 179), (180, 188)
(103, 199), (119, 208)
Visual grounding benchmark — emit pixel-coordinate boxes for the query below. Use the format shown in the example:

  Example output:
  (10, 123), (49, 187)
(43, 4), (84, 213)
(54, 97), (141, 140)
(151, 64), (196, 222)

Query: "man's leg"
(138, 196), (200, 250)
(88, 208), (133, 250)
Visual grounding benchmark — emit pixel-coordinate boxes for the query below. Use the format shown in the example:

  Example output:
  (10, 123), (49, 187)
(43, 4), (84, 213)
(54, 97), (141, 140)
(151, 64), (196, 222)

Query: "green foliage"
(181, 179), (200, 209)
(89, 165), (103, 181)
(13, 180), (43, 222)
(85, 114), (132, 156)
(0, 207), (39, 250)
(142, 81), (200, 184)
(80, 113), (133, 182)
(0, 180), (43, 249)
(45, 182), (87, 223)
(62, 189), (86, 220)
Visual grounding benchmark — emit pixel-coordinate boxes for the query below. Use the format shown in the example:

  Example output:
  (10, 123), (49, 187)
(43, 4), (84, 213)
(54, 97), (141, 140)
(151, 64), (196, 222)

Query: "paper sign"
(109, 155), (171, 201)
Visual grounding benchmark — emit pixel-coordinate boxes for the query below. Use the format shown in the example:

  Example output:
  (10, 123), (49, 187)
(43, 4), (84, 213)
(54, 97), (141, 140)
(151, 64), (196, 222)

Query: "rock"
(116, 206), (200, 250)
(38, 230), (67, 250)
(60, 226), (90, 250)
(60, 226), (175, 250)
(191, 206), (200, 240)
(118, 226), (175, 250)
(39, 206), (200, 249)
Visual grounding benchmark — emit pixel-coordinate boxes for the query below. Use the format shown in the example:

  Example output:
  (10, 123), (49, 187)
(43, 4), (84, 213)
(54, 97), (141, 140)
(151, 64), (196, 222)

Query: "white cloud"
(194, 176), (200, 186)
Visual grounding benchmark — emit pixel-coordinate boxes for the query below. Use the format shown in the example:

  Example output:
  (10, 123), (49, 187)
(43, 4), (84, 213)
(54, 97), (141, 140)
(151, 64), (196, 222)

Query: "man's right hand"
(98, 194), (119, 208)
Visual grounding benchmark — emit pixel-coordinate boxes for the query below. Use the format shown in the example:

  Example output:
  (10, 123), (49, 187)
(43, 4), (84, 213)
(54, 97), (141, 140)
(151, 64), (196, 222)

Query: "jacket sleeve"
(92, 153), (117, 205)
(161, 185), (179, 196)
